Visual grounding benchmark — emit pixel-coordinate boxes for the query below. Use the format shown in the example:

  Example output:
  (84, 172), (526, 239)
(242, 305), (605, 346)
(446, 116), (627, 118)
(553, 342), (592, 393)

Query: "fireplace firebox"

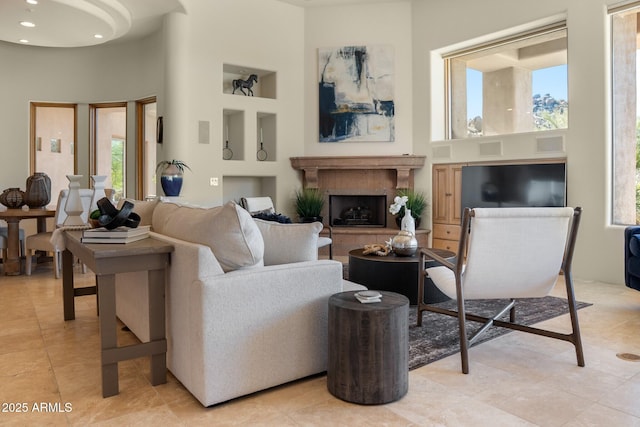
(330, 195), (387, 227)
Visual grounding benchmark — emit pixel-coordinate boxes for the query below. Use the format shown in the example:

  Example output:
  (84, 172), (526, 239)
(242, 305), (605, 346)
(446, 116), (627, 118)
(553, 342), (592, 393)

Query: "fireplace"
(330, 195), (387, 227)
(289, 155), (428, 257)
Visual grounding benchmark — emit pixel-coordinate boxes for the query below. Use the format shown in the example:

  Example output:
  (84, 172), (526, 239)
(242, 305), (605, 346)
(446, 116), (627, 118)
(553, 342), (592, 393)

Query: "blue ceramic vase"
(160, 174), (183, 196)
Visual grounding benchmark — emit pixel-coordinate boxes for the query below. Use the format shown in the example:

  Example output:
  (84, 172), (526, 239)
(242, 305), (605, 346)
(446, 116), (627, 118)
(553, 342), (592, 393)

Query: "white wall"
(410, 0), (622, 284)
(0, 33), (162, 234)
(303, 1), (414, 158)
(160, 0), (305, 213)
(0, 33), (162, 190)
(0, 0), (628, 285)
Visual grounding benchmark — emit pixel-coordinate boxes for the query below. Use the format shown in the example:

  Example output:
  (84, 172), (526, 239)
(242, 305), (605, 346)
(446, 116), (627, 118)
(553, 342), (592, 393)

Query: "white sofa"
(113, 200), (364, 407)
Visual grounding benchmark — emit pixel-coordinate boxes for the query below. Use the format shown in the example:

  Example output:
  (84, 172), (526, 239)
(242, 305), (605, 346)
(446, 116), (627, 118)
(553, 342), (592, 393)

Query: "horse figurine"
(232, 74), (258, 96)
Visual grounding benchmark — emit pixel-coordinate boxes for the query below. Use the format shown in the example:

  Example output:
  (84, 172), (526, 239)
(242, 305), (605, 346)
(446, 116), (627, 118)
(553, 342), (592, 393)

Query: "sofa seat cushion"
(254, 219), (322, 265)
(153, 201), (264, 272)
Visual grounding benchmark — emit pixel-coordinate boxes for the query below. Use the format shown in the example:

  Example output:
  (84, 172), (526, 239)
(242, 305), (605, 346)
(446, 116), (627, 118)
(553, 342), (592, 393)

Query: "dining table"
(0, 207), (55, 275)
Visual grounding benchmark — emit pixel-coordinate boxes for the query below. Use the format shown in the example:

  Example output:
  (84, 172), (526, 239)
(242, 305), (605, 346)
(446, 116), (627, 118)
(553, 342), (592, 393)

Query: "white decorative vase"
(64, 175), (85, 226)
(90, 175), (107, 214)
(401, 208), (416, 235)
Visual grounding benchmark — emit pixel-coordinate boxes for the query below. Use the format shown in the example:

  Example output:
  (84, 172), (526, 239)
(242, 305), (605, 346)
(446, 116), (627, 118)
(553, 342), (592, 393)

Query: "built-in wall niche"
(222, 176), (277, 207)
(223, 64), (276, 99)
(222, 109), (244, 160)
(257, 112), (276, 162)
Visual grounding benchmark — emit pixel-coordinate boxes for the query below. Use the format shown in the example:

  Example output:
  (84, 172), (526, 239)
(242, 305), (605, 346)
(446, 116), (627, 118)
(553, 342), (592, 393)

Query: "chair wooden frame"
(417, 207), (585, 374)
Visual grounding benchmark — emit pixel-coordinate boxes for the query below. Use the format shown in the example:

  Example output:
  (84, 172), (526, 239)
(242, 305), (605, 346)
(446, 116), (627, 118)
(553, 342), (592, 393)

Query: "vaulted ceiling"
(0, 0), (183, 48)
(0, 0), (407, 48)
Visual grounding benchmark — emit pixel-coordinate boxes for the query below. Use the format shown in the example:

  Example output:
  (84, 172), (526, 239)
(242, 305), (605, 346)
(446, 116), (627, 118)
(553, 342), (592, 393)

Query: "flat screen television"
(460, 163), (566, 218)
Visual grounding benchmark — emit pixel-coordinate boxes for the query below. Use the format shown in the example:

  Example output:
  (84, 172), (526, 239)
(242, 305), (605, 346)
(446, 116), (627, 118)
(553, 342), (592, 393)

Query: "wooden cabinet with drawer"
(432, 163), (465, 254)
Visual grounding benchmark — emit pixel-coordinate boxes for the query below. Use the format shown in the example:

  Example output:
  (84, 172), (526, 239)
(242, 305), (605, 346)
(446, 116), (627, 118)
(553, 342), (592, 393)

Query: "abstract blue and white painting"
(318, 45), (395, 142)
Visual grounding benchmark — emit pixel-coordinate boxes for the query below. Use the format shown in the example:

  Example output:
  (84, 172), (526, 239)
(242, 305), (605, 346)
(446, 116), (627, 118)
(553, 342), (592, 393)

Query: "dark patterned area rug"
(408, 296), (592, 370)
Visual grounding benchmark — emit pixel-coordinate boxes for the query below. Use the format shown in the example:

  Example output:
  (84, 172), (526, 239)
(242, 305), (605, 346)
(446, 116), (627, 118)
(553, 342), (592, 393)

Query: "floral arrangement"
(389, 188), (427, 220)
(389, 195), (409, 215)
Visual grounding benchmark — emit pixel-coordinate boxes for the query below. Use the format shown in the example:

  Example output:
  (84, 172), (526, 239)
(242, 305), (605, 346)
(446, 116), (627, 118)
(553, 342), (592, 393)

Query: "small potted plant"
(156, 160), (191, 197)
(389, 188), (427, 228)
(295, 188), (325, 223)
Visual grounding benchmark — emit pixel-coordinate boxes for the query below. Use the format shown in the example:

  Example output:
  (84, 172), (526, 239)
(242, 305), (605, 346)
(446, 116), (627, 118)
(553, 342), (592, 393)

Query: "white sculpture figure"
(63, 175), (85, 226)
(90, 175), (107, 214)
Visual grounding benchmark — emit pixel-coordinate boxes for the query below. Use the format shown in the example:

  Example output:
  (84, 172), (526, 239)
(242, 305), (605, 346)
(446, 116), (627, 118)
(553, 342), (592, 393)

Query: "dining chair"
(25, 189), (93, 278)
(417, 206), (584, 374)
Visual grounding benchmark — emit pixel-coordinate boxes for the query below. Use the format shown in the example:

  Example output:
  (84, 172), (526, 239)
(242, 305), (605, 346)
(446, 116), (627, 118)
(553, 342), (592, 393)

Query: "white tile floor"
(1, 265), (639, 426)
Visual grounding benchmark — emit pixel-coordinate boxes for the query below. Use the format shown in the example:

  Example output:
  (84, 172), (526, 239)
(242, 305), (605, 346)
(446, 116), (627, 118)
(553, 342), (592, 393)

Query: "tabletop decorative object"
(96, 197), (140, 229)
(391, 230), (418, 256)
(90, 175), (107, 213)
(389, 188), (426, 230)
(362, 243), (390, 256)
(232, 74), (258, 96)
(157, 160), (191, 197)
(64, 175), (85, 226)
(24, 172), (51, 208)
(0, 188), (26, 209)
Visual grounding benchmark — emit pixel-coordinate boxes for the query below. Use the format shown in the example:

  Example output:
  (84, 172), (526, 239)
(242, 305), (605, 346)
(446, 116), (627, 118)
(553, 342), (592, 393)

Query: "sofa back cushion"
(254, 219), (322, 265)
(153, 201), (264, 272)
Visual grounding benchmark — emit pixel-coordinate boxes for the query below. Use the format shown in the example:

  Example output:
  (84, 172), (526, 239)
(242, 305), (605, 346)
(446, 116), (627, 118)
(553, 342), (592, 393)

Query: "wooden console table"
(61, 231), (173, 397)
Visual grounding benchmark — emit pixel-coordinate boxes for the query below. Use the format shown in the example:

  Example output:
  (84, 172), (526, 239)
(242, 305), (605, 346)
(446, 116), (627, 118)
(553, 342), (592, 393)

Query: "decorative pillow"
(117, 198), (159, 227)
(254, 219), (322, 266)
(152, 201), (264, 272)
(252, 211), (292, 223)
(630, 235), (640, 257)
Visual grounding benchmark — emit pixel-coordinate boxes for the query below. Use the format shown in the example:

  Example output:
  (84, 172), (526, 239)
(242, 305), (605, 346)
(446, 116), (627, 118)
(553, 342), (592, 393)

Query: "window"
(445, 23), (568, 139)
(611, 4), (640, 225)
(136, 98), (157, 200)
(30, 103), (77, 206)
(91, 103), (127, 201)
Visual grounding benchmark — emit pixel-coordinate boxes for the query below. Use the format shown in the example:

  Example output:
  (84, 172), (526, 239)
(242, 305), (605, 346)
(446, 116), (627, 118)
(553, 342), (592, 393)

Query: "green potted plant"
(389, 188), (427, 228)
(156, 160), (191, 196)
(295, 188), (325, 223)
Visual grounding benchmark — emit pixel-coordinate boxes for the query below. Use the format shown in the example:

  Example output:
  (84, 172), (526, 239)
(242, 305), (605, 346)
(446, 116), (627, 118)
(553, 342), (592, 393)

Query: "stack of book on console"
(81, 225), (151, 244)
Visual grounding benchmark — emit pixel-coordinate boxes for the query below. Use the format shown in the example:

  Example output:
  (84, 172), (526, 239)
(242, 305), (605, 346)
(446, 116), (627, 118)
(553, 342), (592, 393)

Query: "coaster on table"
(355, 290), (382, 304)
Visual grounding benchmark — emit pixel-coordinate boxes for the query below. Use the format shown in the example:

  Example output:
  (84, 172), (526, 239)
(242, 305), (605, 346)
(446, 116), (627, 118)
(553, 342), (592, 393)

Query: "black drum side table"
(327, 291), (409, 405)
(348, 248), (455, 304)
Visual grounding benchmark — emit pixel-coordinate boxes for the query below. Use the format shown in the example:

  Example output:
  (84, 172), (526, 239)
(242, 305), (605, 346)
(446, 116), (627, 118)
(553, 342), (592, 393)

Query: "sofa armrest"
(171, 259), (347, 406)
(115, 232), (226, 342)
(625, 226), (640, 289)
(149, 231), (226, 277)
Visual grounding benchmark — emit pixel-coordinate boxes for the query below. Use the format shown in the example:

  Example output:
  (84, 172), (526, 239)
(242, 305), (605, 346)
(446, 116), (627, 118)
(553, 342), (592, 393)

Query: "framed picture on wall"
(318, 45), (395, 143)
(50, 138), (61, 153)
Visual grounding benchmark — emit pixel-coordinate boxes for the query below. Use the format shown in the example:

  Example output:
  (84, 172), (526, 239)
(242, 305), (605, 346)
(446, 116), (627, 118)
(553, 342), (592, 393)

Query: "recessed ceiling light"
(20, 21), (36, 28)
(19, 39), (29, 43)
(26, 0), (38, 4)
(94, 34), (103, 39)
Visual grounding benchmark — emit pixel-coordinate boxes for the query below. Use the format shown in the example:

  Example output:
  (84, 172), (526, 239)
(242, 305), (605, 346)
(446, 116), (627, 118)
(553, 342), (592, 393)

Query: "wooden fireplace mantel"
(290, 155), (426, 189)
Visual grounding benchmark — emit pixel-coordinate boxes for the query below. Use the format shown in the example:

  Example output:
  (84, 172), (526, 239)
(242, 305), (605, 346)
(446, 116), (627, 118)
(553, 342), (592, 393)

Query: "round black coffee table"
(348, 248), (455, 304)
(327, 291), (409, 405)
